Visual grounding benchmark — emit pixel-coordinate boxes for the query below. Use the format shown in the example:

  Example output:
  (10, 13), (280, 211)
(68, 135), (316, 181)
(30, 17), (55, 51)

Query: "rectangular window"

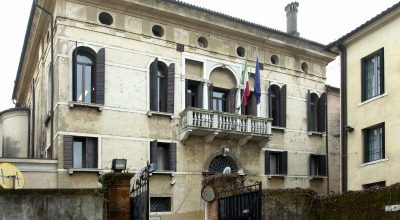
(362, 48), (384, 101)
(309, 155), (327, 176)
(363, 123), (385, 163)
(212, 88), (228, 112)
(150, 141), (176, 172)
(362, 181), (385, 190)
(265, 151), (287, 175)
(150, 197), (171, 212)
(72, 137), (98, 168)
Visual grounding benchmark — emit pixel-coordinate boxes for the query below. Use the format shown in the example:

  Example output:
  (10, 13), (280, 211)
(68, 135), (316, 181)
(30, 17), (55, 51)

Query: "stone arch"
(203, 150), (242, 174)
(207, 64), (239, 89)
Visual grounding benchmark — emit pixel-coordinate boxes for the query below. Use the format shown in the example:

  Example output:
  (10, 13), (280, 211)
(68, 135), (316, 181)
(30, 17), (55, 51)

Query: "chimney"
(285, 2), (300, 36)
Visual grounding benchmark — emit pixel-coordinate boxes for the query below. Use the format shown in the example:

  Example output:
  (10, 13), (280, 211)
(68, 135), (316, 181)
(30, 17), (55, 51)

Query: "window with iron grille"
(150, 197), (171, 212)
(363, 123), (385, 163)
(208, 155), (238, 173)
(361, 48), (384, 101)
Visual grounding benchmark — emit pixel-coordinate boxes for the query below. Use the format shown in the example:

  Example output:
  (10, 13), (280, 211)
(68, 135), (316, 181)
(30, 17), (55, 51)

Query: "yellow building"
(328, 2), (400, 191)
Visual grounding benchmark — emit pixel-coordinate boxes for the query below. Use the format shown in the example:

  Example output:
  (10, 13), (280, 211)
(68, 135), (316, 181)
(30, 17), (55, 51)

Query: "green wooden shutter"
(96, 48), (105, 105)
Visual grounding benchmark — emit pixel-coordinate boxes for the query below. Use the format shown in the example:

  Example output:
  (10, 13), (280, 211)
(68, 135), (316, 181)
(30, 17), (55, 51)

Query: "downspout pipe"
(35, 0), (55, 158)
(325, 86), (330, 194)
(337, 41), (348, 193)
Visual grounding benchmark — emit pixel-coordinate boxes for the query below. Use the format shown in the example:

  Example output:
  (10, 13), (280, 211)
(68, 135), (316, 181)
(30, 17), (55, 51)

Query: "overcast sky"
(0, 0), (398, 111)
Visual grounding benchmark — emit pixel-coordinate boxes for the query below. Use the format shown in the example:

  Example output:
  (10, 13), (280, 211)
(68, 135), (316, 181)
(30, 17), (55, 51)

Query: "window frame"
(361, 48), (384, 102)
(72, 136), (98, 169)
(270, 85), (280, 126)
(363, 123), (385, 163)
(73, 48), (97, 104)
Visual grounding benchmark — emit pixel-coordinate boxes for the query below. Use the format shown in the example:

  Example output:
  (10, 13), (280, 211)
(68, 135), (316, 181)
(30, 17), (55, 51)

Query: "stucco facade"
(328, 3), (400, 191)
(9, 0), (338, 218)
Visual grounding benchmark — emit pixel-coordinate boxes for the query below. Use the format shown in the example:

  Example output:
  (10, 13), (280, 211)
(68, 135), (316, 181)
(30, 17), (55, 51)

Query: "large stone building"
(328, 2), (400, 192)
(4, 0), (338, 218)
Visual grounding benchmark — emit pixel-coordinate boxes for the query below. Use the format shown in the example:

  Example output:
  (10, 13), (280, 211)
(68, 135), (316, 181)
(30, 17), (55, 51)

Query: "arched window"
(208, 155), (238, 173)
(150, 59), (175, 113)
(74, 49), (95, 103)
(268, 84), (286, 127)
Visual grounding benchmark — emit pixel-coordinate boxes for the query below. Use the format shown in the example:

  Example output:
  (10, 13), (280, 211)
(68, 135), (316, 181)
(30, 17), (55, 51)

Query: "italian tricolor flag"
(241, 60), (250, 107)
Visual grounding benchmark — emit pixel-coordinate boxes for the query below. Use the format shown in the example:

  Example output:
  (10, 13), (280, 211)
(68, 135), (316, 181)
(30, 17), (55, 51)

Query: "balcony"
(179, 108), (272, 145)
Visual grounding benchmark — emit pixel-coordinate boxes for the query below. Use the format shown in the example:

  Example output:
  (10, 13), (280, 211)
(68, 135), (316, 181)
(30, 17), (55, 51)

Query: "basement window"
(362, 181), (385, 190)
(98, 12), (113, 25)
(150, 197), (171, 212)
(152, 25), (164, 37)
(237, 46), (245, 57)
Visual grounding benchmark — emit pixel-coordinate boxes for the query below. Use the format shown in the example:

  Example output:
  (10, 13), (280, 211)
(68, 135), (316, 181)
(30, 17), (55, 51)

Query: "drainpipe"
(35, 0), (55, 158)
(337, 41), (348, 193)
(325, 86), (329, 194)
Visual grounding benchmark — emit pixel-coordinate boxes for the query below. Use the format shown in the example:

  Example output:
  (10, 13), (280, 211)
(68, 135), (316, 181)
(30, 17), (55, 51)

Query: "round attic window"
(98, 12), (113, 25)
(152, 25), (164, 37)
(270, 55), (279, 65)
(237, 46), (245, 57)
(198, 37), (208, 48)
(301, 62), (309, 73)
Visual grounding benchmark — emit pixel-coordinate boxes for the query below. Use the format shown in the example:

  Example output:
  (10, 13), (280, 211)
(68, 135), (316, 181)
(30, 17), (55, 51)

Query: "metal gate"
(218, 183), (262, 220)
(130, 164), (151, 220)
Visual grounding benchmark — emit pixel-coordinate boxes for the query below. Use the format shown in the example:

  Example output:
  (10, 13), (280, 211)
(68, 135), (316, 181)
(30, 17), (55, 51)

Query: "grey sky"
(0, 0), (398, 111)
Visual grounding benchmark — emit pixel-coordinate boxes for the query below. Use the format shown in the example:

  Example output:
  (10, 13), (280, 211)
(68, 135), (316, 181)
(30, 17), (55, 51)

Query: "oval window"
(237, 46), (245, 57)
(98, 12), (113, 25)
(198, 37), (208, 48)
(152, 25), (164, 37)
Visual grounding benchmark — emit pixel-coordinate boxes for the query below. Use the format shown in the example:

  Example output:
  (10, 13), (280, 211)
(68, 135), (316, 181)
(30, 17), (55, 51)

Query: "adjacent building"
(328, 2), (400, 191)
(4, 0), (339, 218)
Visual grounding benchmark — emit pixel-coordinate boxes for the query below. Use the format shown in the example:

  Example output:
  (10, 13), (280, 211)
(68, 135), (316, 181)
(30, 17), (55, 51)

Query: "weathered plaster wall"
(327, 87), (340, 193)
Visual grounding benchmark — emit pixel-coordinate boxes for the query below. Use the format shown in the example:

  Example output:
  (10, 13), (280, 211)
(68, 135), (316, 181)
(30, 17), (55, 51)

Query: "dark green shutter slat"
(267, 85), (271, 118)
(320, 155), (327, 176)
(379, 48), (385, 95)
(309, 154), (312, 176)
(317, 93), (326, 132)
(307, 90), (312, 131)
(364, 131), (369, 163)
(185, 80), (189, 108)
(280, 151), (288, 175)
(96, 48), (105, 105)
(361, 58), (366, 101)
(264, 151), (270, 175)
(228, 88), (237, 113)
(72, 47), (78, 101)
(169, 143), (177, 171)
(208, 83), (213, 110)
(85, 138), (98, 168)
(167, 63), (175, 113)
(279, 85), (287, 127)
(63, 135), (73, 169)
(197, 82), (203, 108)
(150, 59), (158, 111)
(150, 140), (158, 165)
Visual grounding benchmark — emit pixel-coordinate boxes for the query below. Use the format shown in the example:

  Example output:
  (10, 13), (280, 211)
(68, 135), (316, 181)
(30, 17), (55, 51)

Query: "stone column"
(99, 173), (135, 220)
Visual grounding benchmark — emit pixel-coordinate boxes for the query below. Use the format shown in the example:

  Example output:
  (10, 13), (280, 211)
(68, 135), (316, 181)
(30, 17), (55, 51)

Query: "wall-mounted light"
(344, 125), (354, 133)
(111, 159), (127, 172)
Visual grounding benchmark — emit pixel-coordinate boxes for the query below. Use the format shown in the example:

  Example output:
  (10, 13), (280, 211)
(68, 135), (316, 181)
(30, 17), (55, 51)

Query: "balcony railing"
(180, 108), (272, 144)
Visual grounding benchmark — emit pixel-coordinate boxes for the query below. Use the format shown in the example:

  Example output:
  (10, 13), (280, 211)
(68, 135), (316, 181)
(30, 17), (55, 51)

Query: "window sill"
(69, 101), (103, 111)
(267, 174), (286, 179)
(150, 171), (175, 176)
(358, 93), (388, 107)
(309, 175), (327, 180)
(68, 168), (102, 175)
(360, 158), (388, 167)
(147, 111), (174, 118)
(308, 131), (325, 137)
(272, 126), (286, 132)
